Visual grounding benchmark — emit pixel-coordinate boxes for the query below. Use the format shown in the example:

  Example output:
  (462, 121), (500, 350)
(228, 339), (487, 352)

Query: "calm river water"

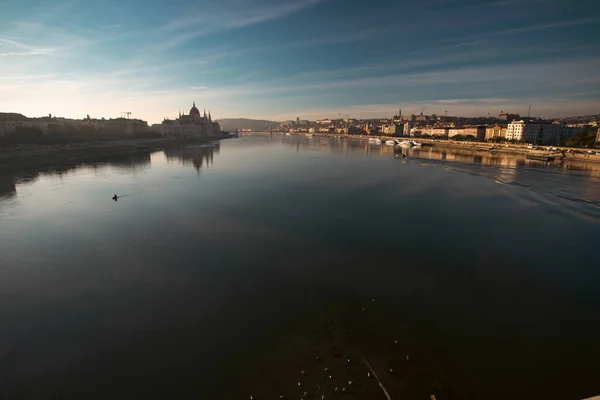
(1, 134), (599, 399)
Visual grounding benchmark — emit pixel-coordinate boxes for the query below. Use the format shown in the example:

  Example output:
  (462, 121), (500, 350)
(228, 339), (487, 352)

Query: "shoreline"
(296, 132), (600, 163)
(0, 134), (233, 169)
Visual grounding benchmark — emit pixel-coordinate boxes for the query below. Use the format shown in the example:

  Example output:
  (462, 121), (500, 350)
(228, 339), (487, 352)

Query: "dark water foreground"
(1, 134), (599, 399)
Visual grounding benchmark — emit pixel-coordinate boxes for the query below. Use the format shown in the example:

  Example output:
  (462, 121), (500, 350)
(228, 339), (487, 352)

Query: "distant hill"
(0, 112), (27, 121)
(217, 118), (280, 132)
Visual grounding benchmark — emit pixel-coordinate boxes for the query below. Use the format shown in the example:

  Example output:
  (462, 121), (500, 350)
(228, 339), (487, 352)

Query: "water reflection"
(163, 143), (219, 173)
(398, 145), (600, 177)
(0, 152), (151, 200)
(0, 175), (16, 199)
(276, 133), (600, 179)
(274, 134), (600, 206)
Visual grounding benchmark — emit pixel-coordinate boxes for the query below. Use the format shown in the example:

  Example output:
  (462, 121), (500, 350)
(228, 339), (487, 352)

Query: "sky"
(1, 0), (599, 123)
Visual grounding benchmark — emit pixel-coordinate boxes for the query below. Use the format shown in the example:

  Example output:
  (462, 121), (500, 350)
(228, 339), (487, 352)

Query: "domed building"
(160, 101), (221, 137)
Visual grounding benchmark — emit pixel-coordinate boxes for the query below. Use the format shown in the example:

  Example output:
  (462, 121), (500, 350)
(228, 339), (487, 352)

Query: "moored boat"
(526, 154), (555, 162)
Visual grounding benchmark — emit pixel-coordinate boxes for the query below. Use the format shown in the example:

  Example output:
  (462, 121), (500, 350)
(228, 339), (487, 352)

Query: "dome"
(189, 101), (200, 116)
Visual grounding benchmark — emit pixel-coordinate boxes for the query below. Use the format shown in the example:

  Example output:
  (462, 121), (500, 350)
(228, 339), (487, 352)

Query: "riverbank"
(0, 134), (233, 169)
(304, 132), (600, 164)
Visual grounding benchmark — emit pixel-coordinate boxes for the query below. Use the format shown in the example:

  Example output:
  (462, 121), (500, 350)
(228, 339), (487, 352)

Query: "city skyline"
(1, 0), (599, 124)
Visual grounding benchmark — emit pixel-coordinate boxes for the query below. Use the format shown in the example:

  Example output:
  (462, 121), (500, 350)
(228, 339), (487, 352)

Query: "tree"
(564, 130), (597, 148)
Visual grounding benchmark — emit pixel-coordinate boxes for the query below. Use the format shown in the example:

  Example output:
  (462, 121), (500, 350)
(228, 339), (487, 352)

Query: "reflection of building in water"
(0, 152), (152, 200)
(89, 152), (151, 171)
(163, 144), (219, 173)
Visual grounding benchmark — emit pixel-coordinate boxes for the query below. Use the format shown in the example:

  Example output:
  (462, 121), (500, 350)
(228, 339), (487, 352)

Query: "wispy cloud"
(189, 86), (207, 90)
(479, 17), (600, 38)
(164, 0), (326, 31)
(157, 0), (328, 48)
(0, 38), (61, 57)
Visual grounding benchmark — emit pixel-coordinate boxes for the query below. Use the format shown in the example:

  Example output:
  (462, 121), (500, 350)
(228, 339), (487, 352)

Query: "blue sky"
(1, 0), (599, 123)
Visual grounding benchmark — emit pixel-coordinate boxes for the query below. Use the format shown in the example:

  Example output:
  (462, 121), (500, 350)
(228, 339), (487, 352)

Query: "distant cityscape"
(274, 110), (600, 147)
(1, 105), (599, 147)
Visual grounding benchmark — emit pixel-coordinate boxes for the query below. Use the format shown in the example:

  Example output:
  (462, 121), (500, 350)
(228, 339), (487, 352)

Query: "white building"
(161, 102), (221, 137)
(506, 120), (563, 144)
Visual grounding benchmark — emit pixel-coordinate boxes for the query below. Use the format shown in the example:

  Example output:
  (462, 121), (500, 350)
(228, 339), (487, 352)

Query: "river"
(1, 134), (599, 399)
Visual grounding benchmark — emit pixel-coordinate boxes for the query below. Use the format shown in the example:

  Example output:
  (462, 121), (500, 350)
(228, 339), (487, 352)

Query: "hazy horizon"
(1, 0), (599, 124)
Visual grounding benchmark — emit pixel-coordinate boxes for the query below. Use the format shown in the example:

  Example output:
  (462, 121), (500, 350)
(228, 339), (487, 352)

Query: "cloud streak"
(154, 0), (329, 49)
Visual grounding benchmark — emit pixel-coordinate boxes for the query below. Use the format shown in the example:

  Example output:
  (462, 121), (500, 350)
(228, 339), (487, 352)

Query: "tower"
(208, 110), (212, 122)
(296, 116), (300, 126)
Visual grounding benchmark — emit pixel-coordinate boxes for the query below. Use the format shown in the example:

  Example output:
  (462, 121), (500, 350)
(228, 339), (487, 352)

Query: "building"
(423, 127), (449, 137)
(485, 124), (507, 141)
(447, 127), (485, 139)
(448, 128), (462, 138)
(506, 120), (534, 142)
(596, 128), (600, 145)
(160, 101), (221, 137)
(505, 120), (562, 144)
(0, 121), (18, 136)
(380, 124), (397, 135)
(498, 111), (520, 121)
(415, 113), (428, 122)
(541, 122), (563, 145)
(105, 118), (148, 135)
(0, 120), (51, 135)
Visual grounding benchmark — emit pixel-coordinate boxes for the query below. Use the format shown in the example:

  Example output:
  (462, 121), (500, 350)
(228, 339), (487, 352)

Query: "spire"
(193, 100), (196, 107)
(204, 108), (206, 118)
(208, 110), (212, 122)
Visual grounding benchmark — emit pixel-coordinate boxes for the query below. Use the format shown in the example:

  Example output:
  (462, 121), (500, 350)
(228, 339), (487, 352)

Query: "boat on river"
(526, 154), (555, 162)
(385, 140), (395, 145)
